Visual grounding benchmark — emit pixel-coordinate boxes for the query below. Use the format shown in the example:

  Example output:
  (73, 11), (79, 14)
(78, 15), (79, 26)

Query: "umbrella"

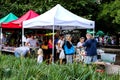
(86, 29), (95, 35)
(96, 30), (104, 37)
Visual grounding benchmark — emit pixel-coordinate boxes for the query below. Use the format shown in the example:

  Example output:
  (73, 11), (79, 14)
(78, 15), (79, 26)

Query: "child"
(37, 48), (43, 64)
(75, 37), (85, 62)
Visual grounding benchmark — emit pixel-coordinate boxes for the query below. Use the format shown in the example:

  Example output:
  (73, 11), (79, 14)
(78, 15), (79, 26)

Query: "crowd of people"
(12, 32), (100, 65)
(1, 30), (117, 65)
(95, 36), (117, 46)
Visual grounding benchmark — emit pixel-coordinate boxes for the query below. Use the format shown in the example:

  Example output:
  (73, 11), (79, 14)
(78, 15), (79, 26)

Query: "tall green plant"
(0, 54), (120, 80)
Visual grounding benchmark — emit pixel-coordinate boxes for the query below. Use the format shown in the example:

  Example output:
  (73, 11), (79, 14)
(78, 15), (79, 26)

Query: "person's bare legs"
(60, 59), (63, 64)
(49, 54), (52, 64)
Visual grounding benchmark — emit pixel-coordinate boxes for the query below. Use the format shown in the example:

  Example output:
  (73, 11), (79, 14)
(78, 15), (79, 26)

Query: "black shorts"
(48, 48), (52, 54)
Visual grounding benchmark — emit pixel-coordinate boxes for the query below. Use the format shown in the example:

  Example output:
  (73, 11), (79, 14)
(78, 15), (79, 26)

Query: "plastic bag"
(59, 50), (65, 59)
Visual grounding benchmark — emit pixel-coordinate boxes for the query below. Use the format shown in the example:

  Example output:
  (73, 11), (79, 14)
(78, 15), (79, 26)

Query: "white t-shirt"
(76, 42), (83, 48)
(37, 55), (43, 64)
(57, 39), (64, 50)
(22, 35), (27, 42)
(58, 39), (64, 48)
(15, 46), (30, 56)
(26, 38), (38, 47)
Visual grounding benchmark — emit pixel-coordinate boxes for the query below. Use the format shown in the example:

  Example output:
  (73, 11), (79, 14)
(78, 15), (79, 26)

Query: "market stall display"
(0, 13), (18, 23)
(1, 10), (39, 28)
(1, 10), (39, 54)
(0, 13), (18, 47)
(1, 46), (15, 53)
(23, 4), (95, 62)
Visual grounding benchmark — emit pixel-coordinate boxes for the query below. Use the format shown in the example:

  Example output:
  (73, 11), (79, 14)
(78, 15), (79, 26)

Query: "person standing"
(82, 33), (97, 64)
(76, 37), (85, 62)
(26, 35), (39, 47)
(25, 35), (39, 57)
(57, 34), (65, 64)
(48, 37), (53, 64)
(76, 37), (85, 50)
(63, 34), (75, 64)
(37, 48), (43, 64)
(2, 33), (7, 45)
(41, 37), (49, 63)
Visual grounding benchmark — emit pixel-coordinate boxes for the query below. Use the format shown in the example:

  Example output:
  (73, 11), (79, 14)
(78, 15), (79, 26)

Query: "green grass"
(0, 54), (120, 80)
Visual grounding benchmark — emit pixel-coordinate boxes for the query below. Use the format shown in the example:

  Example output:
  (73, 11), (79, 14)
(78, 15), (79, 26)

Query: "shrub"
(0, 54), (120, 80)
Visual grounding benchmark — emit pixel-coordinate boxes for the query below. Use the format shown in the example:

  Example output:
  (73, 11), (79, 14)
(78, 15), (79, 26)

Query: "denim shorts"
(84, 55), (97, 64)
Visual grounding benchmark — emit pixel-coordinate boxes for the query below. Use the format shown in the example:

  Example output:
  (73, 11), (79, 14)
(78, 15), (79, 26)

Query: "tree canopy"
(97, 0), (120, 34)
(0, 0), (120, 34)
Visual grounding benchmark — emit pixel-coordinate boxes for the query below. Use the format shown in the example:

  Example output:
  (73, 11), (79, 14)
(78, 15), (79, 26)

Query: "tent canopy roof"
(0, 13), (18, 23)
(1, 10), (39, 28)
(23, 4), (95, 30)
(11, 10), (39, 24)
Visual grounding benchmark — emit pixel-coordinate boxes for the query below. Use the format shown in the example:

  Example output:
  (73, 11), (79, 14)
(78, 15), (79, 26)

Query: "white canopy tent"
(23, 4), (95, 62)
(23, 4), (95, 29)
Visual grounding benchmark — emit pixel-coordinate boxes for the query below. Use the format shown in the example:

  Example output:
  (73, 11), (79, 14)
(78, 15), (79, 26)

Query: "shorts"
(84, 55), (97, 64)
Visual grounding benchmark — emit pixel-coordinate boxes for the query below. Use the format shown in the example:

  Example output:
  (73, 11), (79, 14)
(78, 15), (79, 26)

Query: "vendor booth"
(0, 13), (18, 23)
(1, 10), (39, 53)
(23, 4), (95, 62)
(0, 13), (18, 50)
(23, 4), (94, 29)
(1, 10), (39, 28)
(0, 13), (18, 39)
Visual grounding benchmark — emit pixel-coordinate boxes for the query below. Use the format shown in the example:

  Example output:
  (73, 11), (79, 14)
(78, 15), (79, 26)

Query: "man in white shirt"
(25, 35), (39, 57)
(26, 35), (39, 47)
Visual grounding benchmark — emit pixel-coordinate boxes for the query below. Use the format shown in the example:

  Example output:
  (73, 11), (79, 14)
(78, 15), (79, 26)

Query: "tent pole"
(22, 27), (24, 46)
(52, 25), (55, 63)
(0, 27), (2, 53)
(0, 27), (2, 44)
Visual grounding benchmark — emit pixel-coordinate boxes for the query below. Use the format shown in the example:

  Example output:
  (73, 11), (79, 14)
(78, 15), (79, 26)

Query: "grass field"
(0, 54), (120, 80)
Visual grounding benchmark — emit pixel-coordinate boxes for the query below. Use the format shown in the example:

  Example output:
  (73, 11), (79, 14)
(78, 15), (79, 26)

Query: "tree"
(2, 0), (120, 34)
(0, 0), (97, 19)
(97, 0), (120, 33)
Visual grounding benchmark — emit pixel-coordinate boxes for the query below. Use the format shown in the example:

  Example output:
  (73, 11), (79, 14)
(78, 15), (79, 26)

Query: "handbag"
(64, 42), (75, 55)
(59, 50), (65, 59)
